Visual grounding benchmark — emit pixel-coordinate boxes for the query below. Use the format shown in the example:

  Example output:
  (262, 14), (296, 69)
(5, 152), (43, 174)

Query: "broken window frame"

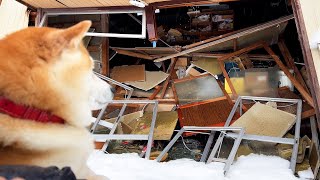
(206, 96), (302, 173)
(37, 9), (147, 39)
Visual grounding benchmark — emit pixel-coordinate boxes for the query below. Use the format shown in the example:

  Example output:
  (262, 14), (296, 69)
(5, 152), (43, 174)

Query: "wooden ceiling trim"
(21, 0), (238, 8)
(22, 0), (66, 8)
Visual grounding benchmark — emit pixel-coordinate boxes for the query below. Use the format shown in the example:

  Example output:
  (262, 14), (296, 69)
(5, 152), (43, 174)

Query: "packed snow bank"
(87, 150), (309, 180)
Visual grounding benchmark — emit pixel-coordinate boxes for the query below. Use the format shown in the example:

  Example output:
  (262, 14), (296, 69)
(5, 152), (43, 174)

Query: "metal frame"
(38, 9), (147, 39)
(91, 72), (133, 133)
(92, 99), (158, 160)
(156, 126), (245, 175)
(205, 96), (302, 173)
(91, 73), (158, 159)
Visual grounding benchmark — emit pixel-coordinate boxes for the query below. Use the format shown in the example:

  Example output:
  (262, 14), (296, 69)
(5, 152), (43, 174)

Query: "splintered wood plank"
(110, 65), (145, 83)
(231, 102), (296, 137)
(125, 71), (169, 91)
(112, 48), (154, 60)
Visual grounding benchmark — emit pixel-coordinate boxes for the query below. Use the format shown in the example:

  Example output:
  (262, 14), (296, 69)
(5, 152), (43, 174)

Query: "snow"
(88, 150), (313, 180)
(298, 168), (314, 179)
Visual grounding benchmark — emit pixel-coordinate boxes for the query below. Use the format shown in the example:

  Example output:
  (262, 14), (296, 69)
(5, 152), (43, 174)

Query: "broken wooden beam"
(112, 48), (154, 60)
(154, 15), (294, 62)
(101, 14), (109, 76)
(218, 60), (237, 98)
(160, 58), (178, 99)
(278, 39), (310, 93)
(145, 6), (158, 42)
(263, 44), (314, 107)
(218, 42), (264, 62)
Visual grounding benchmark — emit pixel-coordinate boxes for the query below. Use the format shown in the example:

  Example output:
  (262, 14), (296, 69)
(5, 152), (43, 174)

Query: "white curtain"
(0, 0), (30, 39)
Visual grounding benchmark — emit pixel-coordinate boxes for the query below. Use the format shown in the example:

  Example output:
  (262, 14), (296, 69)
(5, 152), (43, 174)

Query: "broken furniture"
(92, 99), (158, 160)
(156, 126), (245, 175)
(91, 72), (133, 133)
(105, 110), (178, 141)
(205, 96), (302, 173)
(91, 73), (159, 159)
(172, 74), (234, 127)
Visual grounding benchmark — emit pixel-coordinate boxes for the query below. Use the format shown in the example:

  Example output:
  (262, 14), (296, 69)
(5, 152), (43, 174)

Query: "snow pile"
(88, 150), (308, 180)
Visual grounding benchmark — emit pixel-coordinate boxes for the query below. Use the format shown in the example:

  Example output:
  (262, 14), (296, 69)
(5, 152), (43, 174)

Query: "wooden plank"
(263, 44), (314, 107)
(154, 15), (294, 62)
(219, 60), (237, 98)
(218, 42), (264, 62)
(292, 0), (320, 129)
(112, 48), (154, 60)
(278, 39), (310, 93)
(160, 58), (177, 99)
(101, 14), (109, 76)
(149, 85), (162, 100)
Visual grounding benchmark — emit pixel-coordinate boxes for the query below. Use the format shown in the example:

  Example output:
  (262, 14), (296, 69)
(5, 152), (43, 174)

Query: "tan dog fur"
(0, 21), (111, 179)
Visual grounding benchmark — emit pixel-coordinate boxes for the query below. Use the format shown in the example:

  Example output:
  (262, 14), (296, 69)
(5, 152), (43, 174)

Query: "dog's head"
(0, 21), (113, 127)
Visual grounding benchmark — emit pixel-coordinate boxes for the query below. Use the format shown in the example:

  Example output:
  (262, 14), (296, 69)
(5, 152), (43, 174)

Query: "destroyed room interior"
(1, 0), (320, 179)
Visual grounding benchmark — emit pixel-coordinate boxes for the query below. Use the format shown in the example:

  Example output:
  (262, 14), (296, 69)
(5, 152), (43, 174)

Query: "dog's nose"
(111, 87), (116, 94)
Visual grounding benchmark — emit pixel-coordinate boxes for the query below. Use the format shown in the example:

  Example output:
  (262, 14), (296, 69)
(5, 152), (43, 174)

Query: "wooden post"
(145, 6), (158, 42)
(218, 60), (237, 98)
(263, 44), (314, 107)
(112, 48), (153, 60)
(101, 14), (109, 76)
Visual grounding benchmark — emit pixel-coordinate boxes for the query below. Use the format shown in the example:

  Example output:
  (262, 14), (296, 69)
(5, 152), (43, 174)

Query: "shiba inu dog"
(0, 21), (112, 180)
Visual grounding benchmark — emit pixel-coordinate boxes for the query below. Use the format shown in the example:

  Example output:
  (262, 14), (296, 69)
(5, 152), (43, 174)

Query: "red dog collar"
(0, 97), (64, 124)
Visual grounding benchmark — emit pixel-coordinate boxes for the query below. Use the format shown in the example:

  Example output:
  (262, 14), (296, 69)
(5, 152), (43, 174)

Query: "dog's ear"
(60, 20), (92, 48)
